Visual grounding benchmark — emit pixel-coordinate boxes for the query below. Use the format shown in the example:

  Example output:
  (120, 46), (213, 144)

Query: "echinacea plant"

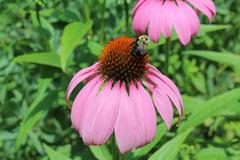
(66, 36), (183, 153)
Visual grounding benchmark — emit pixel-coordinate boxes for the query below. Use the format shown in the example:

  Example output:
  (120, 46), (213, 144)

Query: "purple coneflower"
(132, 0), (216, 45)
(66, 36), (183, 153)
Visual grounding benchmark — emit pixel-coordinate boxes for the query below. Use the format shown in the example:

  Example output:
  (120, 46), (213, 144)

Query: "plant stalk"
(165, 38), (171, 74)
(124, 0), (129, 33)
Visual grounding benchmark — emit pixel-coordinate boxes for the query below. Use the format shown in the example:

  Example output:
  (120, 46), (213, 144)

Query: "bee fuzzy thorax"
(98, 36), (149, 83)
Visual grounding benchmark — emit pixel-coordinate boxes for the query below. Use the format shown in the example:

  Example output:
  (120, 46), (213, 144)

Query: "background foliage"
(0, 0), (240, 159)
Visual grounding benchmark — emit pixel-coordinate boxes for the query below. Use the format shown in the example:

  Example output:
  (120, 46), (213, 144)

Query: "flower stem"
(124, 0), (129, 33)
(119, 152), (125, 160)
(165, 38), (171, 74)
(100, 0), (106, 44)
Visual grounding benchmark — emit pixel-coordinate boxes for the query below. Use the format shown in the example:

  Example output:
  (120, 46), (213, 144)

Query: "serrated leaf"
(60, 21), (93, 70)
(184, 50), (240, 69)
(148, 129), (192, 160)
(43, 144), (71, 160)
(178, 88), (240, 133)
(149, 25), (230, 49)
(13, 52), (61, 68)
(89, 145), (112, 160)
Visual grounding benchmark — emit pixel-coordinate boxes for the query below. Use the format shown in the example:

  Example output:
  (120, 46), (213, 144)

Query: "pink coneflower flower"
(66, 36), (183, 153)
(132, 0), (216, 45)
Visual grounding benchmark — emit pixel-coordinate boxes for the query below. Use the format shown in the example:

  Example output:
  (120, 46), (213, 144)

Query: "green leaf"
(43, 144), (71, 160)
(87, 41), (103, 56)
(13, 52), (61, 68)
(191, 72), (207, 94)
(89, 145), (112, 160)
(178, 88), (240, 133)
(60, 21), (93, 70)
(184, 50), (240, 69)
(149, 24), (230, 49)
(195, 147), (228, 160)
(148, 129), (192, 160)
(132, 123), (167, 158)
(16, 79), (52, 149)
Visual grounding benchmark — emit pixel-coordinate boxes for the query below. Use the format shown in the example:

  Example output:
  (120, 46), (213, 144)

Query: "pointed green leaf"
(13, 52), (61, 68)
(89, 145), (112, 160)
(178, 88), (240, 133)
(43, 144), (71, 160)
(148, 129), (192, 160)
(60, 21), (93, 70)
(184, 50), (240, 69)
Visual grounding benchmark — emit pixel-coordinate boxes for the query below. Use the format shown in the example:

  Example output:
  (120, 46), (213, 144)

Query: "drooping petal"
(114, 83), (138, 153)
(66, 63), (98, 102)
(77, 78), (104, 135)
(172, 1), (191, 45)
(152, 88), (173, 129)
(130, 83), (156, 145)
(161, 0), (174, 37)
(148, 0), (163, 42)
(186, 0), (216, 21)
(132, 0), (155, 35)
(178, 0), (200, 35)
(81, 82), (120, 145)
(71, 76), (100, 131)
(146, 66), (183, 118)
(147, 64), (183, 107)
(132, 0), (146, 17)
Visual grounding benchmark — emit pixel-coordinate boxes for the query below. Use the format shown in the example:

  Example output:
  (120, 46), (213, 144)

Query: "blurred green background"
(0, 0), (240, 160)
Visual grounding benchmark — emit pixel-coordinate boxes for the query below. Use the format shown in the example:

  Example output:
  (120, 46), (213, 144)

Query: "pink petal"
(148, 0), (163, 42)
(146, 65), (183, 118)
(114, 83), (138, 153)
(81, 82), (120, 145)
(130, 83), (156, 144)
(132, 0), (156, 35)
(161, 1), (174, 37)
(115, 83), (156, 153)
(153, 88), (173, 129)
(172, 2), (191, 45)
(186, 0), (216, 21)
(66, 63), (98, 102)
(178, 0), (200, 35)
(147, 64), (183, 107)
(71, 76), (100, 131)
(132, 0), (146, 17)
(77, 78), (103, 135)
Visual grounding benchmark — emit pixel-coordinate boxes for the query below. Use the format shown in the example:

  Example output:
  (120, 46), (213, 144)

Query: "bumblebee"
(130, 35), (150, 57)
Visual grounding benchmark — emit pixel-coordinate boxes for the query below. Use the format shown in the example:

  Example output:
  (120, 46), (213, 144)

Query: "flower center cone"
(98, 37), (149, 83)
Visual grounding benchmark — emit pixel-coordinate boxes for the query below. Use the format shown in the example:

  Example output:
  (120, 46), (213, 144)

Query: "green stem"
(165, 38), (171, 74)
(124, 0), (129, 33)
(100, 0), (106, 44)
(119, 152), (125, 160)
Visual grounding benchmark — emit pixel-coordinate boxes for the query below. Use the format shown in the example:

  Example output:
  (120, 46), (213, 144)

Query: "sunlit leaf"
(60, 21), (93, 71)
(178, 88), (240, 133)
(195, 147), (227, 160)
(148, 129), (192, 160)
(89, 145), (112, 160)
(13, 52), (61, 68)
(43, 144), (71, 160)
(184, 50), (240, 69)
